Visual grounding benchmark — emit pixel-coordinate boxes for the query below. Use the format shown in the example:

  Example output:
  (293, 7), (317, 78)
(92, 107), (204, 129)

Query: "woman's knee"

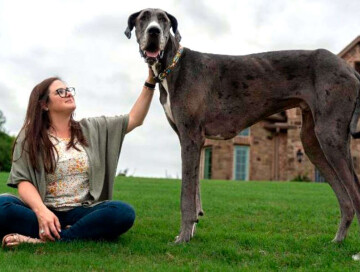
(0, 195), (19, 209)
(0, 195), (31, 220)
(0, 196), (18, 227)
(107, 201), (136, 230)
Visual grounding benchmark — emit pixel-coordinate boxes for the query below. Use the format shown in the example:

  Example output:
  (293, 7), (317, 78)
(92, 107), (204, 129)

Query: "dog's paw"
(331, 237), (344, 244)
(174, 223), (196, 243)
(174, 233), (191, 243)
(331, 229), (347, 244)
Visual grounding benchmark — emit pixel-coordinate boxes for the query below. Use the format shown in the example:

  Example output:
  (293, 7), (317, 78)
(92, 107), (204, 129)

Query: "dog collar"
(155, 46), (184, 83)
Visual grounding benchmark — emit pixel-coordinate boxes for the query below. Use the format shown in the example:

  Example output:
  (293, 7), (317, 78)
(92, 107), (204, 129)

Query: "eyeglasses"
(56, 87), (76, 98)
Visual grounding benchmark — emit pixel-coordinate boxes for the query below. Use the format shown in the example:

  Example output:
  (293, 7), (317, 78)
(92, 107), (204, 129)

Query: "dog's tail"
(350, 71), (360, 139)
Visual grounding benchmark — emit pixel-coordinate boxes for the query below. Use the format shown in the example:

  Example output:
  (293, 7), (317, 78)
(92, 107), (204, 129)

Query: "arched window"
(238, 127), (250, 137)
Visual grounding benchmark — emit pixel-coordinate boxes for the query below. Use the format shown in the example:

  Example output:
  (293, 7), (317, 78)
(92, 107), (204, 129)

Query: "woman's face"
(46, 80), (76, 114)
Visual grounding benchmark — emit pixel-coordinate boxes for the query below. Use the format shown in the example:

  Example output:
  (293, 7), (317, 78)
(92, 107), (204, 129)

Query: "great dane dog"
(125, 8), (360, 255)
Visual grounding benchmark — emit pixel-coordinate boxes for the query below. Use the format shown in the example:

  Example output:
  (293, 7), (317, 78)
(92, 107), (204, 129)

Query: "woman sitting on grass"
(0, 69), (156, 248)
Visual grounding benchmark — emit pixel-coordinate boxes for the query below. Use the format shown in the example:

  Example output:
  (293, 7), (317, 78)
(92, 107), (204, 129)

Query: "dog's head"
(125, 8), (181, 65)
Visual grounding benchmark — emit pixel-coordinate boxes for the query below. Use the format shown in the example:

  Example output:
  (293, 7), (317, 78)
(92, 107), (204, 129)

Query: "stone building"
(199, 36), (360, 181)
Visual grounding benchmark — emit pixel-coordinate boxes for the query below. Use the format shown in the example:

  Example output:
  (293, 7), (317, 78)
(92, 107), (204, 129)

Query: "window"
(204, 147), (212, 179)
(233, 146), (249, 180)
(238, 127), (250, 137)
(315, 168), (326, 183)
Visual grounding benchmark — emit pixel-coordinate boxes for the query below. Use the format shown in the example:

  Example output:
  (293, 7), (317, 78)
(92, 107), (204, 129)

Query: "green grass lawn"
(1, 172), (360, 271)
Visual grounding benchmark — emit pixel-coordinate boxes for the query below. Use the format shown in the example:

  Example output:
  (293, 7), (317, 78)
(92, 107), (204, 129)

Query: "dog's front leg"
(196, 178), (204, 216)
(175, 137), (203, 243)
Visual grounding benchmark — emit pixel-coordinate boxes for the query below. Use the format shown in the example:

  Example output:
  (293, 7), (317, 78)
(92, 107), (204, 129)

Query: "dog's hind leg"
(313, 111), (360, 259)
(301, 109), (354, 242)
(175, 133), (204, 243)
(196, 179), (204, 216)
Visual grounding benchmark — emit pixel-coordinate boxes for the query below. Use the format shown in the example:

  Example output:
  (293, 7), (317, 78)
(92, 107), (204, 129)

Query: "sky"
(0, 0), (359, 178)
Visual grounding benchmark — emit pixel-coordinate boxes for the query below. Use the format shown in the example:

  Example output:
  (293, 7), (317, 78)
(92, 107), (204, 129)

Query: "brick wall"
(248, 122), (274, 181)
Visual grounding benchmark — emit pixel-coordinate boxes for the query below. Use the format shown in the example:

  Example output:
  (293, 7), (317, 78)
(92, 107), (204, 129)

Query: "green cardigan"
(5, 114), (129, 208)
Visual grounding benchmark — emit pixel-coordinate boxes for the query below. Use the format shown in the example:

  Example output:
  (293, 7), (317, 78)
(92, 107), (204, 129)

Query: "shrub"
(291, 173), (312, 182)
(0, 131), (15, 172)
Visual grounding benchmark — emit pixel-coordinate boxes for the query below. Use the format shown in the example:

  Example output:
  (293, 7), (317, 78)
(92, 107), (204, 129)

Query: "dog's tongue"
(146, 50), (160, 58)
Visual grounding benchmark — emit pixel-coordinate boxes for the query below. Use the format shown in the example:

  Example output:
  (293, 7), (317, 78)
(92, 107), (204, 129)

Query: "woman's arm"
(126, 68), (156, 133)
(18, 181), (61, 241)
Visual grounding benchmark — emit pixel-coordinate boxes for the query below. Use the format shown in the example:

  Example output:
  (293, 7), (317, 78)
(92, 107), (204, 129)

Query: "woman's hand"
(147, 67), (156, 84)
(35, 207), (61, 241)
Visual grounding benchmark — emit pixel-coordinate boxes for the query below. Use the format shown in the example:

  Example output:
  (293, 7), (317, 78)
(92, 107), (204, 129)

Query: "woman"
(0, 68), (156, 248)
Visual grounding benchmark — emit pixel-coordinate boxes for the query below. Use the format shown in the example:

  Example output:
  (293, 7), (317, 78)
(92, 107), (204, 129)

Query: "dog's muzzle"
(141, 26), (164, 64)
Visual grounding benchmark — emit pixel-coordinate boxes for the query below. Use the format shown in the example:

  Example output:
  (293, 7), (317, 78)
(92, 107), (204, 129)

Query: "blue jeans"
(0, 195), (135, 242)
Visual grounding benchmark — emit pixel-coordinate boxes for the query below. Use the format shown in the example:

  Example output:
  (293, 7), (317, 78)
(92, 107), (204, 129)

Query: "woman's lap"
(55, 200), (136, 241)
(0, 195), (135, 241)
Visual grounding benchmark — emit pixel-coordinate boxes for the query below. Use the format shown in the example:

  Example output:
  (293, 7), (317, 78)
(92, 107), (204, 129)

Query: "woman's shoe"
(2, 233), (45, 249)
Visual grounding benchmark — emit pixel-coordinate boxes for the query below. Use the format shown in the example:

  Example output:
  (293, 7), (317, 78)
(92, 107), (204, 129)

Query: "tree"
(0, 110), (5, 132)
(0, 131), (14, 172)
(0, 110), (15, 172)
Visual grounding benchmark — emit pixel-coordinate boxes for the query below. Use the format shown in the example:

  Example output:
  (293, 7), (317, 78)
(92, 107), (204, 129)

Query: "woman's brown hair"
(13, 77), (88, 173)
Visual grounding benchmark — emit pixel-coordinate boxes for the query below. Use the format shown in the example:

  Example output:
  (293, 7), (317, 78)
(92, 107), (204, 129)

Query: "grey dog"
(125, 8), (360, 250)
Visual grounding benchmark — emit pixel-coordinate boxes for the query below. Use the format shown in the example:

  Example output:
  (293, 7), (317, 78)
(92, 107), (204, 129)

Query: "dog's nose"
(148, 27), (161, 36)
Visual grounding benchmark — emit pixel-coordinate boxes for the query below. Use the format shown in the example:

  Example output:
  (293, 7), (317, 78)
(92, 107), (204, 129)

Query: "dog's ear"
(166, 12), (181, 43)
(124, 11), (141, 39)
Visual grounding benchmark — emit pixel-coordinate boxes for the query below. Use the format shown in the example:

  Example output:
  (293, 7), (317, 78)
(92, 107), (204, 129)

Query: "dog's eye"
(140, 11), (150, 21)
(158, 15), (167, 22)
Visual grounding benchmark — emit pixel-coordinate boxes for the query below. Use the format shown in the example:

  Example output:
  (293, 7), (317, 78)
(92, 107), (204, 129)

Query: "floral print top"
(44, 135), (91, 211)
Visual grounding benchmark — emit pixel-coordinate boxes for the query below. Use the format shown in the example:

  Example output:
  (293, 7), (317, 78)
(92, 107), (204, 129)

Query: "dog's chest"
(160, 80), (175, 123)
(151, 66), (175, 123)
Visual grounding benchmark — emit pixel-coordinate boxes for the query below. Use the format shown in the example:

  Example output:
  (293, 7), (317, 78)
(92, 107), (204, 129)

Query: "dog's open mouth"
(144, 50), (160, 58)
(142, 41), (164, 63)
(143, 50), (164, 65)
(143, 48), (164, 64)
